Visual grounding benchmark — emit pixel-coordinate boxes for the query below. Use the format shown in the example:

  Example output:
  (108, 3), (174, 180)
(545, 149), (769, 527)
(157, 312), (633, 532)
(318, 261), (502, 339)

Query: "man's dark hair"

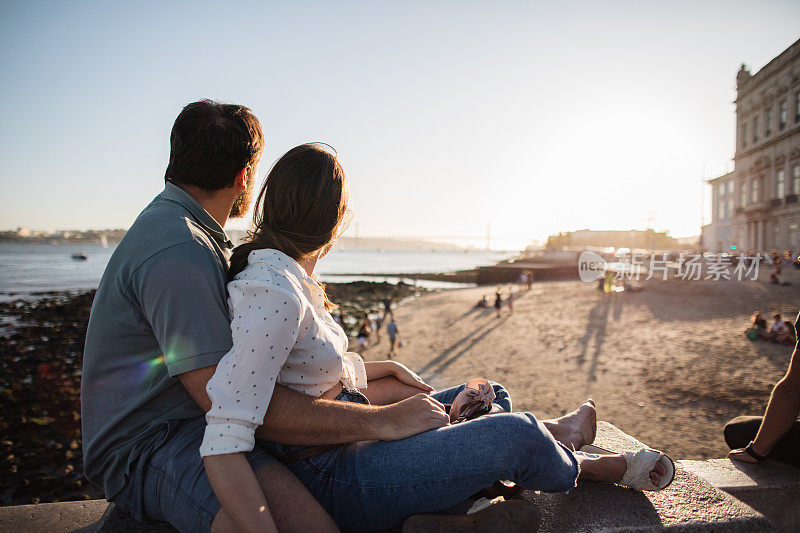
(165, 99), (264, 192)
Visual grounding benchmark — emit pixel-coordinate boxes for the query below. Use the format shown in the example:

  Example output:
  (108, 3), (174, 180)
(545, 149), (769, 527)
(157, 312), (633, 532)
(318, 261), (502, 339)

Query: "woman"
(200, 144), (673, 532)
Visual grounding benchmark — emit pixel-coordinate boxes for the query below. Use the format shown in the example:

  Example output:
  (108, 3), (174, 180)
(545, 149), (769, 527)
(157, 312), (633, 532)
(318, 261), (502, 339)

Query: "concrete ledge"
(522, 422), (771, 532)
(680, 458), (800, 532)
(0, 500), (110, 533)
(0, 422), (777, 532)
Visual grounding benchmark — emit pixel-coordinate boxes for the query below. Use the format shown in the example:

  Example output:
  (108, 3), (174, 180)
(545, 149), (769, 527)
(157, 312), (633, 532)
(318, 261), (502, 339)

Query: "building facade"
(704, 38), (800, 252)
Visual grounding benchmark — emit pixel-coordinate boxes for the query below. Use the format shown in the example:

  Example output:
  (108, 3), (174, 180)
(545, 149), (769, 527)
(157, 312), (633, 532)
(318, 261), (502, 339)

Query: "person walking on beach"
(382, 297), (393, 321)
(387, 317), (399, 358)
(199, 143), (675, 532)
(373, 313), (383, 343)
(494, 286), (503, 317)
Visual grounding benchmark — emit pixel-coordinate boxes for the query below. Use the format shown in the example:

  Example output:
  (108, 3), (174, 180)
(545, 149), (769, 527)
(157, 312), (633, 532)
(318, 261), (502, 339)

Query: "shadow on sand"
(420, 315), (509, 379)
(577, 296), (615, 394)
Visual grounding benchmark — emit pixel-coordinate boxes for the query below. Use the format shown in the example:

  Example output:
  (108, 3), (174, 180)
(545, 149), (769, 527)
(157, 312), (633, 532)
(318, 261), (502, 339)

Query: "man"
(81, 100), (446, 533)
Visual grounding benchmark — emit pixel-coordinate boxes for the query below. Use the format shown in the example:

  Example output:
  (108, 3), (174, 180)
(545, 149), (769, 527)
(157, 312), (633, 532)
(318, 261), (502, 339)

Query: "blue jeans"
(112, 416), (277, 533)
(260, 381), (578, 531)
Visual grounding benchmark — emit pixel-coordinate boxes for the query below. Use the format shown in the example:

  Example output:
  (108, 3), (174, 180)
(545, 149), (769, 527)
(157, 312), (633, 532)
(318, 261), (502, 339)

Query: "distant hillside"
(227, 231), (463, 250)
(336, 237), (462, 250)
(2, 228), (465, 251)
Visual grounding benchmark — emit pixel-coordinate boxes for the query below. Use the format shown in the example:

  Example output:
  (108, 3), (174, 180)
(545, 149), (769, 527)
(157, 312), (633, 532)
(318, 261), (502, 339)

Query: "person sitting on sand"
(745, 311), (768, 341)
(726, 311), (800, 468)
(776, 319), (796, 345)
(199, 143), (676, 532)
(769, 313), (787, 342)
(475, 295), (489, 308)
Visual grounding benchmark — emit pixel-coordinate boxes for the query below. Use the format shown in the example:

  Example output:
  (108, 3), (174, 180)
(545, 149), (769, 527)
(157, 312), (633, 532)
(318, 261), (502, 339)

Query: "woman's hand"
(364, 360), (433, 392)
(388, 361), (433, 392)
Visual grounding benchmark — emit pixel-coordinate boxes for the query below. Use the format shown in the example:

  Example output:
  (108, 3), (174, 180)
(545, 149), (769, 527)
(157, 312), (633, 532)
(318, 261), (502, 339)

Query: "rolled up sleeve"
(200, 280), (303, 456)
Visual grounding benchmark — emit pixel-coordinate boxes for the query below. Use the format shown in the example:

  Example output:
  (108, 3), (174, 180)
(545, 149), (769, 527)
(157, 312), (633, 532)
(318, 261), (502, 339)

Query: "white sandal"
(578, 444), (675, 491)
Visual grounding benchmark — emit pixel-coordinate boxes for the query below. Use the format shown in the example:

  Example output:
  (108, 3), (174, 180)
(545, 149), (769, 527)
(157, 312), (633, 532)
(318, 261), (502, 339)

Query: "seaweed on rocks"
(0, 291), (98, 505)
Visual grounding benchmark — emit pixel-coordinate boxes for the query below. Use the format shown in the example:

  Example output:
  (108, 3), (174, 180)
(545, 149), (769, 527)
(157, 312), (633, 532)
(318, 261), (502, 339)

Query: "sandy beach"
(360, 275), (800, 460)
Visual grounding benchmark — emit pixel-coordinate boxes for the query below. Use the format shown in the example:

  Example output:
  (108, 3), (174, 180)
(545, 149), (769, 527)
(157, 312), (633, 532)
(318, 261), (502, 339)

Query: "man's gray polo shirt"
(81, 182), (234, 499)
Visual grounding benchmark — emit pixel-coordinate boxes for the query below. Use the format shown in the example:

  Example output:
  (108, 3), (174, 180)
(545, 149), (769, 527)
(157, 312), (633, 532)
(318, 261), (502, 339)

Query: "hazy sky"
(1, 1), (799, 248)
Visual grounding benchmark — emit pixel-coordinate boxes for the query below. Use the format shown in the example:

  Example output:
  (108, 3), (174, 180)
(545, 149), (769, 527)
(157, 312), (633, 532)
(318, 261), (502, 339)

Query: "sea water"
(0, 243), (516, 299)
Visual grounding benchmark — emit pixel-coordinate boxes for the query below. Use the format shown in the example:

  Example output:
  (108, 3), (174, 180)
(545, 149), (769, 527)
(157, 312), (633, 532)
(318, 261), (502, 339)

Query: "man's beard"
(228, 173), (256, 219)
(229, 189), (252, 218)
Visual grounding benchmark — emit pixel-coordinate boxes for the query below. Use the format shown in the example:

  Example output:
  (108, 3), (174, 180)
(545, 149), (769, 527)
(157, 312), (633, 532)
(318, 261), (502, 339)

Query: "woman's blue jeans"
(259, 381), (578, 532)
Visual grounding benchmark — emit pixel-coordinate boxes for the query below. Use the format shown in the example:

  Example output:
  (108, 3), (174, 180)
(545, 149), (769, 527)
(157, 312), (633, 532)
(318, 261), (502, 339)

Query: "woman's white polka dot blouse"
(199, 249), (367, 457)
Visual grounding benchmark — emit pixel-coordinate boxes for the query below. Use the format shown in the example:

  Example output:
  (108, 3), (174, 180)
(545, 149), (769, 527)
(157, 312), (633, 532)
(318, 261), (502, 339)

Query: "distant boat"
(99, 233), (109, 248)
(71, 252), (88, 261)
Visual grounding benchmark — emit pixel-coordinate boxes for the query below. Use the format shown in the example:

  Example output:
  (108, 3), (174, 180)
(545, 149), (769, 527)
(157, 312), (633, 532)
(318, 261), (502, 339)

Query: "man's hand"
(375, 393), (449, 441)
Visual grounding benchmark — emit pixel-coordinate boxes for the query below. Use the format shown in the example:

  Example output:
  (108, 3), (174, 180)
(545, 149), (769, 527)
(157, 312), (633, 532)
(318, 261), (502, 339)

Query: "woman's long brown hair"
(229, 143), (350, 310)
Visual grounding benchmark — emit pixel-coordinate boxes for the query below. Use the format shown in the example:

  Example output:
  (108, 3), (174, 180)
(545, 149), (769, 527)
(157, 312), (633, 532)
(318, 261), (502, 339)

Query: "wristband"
(744, 441), (767, 461)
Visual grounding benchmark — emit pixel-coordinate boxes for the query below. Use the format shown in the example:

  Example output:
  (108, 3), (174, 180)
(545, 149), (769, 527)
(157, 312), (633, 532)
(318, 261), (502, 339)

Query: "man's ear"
(233, 166), (249, 192)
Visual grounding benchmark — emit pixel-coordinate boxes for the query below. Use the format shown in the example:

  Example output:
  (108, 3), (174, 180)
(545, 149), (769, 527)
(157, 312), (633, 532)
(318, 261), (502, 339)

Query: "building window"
(793, 165), (800, 196)
(791, 223), (798, 245)
(718, 200), (725, 220)
(742, 124), (747, 148)
(751, 178), (759, 203)
(779, 101), (787, 130)
(727, 198), (734, 217)
(727, 181), (734, 194)
(795, 92), (800, 123)
(753, 116), (759, 142)
(765, 108), (772, 136)
(776, 169), (785, 198)
(740, 180), (747, 205)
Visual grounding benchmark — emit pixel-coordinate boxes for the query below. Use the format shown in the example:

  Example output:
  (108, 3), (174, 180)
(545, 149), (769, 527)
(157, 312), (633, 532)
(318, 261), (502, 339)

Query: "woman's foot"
(542, 399), (596, 450)
(577, 452), (667, 487)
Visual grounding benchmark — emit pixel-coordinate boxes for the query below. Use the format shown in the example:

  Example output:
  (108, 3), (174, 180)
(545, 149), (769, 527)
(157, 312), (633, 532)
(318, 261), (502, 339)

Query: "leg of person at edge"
(726, 311), (800, 468)
(199, 143), (674, 532)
